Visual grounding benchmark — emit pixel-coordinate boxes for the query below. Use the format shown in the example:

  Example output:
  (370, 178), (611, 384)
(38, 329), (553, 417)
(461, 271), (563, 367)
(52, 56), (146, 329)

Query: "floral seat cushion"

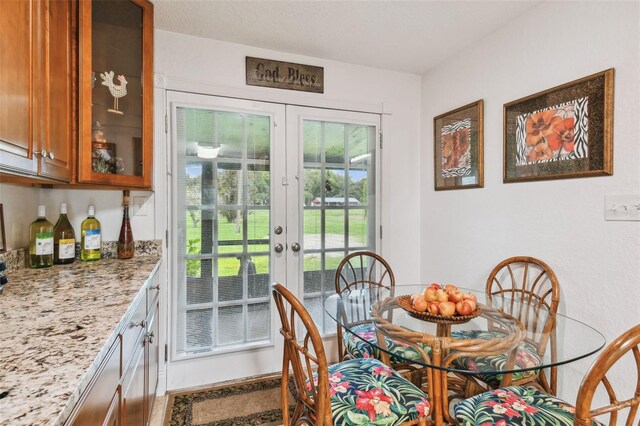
(450, 330), (542, 387)
(308, 357), (430, 425)
(343, 323), (431, 364)
(454, 386), (602, 426)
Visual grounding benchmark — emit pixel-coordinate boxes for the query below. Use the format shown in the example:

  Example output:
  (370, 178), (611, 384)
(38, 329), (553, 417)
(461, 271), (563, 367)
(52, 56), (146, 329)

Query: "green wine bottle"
(29, 205), (54, 268)
(54, 202), (76, 264)
(80, 205), (101, 261)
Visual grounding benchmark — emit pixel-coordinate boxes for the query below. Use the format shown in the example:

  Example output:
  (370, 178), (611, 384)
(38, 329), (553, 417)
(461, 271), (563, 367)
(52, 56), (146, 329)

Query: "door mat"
(166, 375), (295, 426)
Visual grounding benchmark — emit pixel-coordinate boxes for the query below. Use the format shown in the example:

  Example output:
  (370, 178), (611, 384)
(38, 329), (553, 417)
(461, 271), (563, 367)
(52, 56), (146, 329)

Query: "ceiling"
(153, 1), (543, 75)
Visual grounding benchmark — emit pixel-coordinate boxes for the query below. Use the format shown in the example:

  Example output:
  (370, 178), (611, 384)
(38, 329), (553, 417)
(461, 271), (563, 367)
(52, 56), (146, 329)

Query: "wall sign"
(245, 57), (324, 93)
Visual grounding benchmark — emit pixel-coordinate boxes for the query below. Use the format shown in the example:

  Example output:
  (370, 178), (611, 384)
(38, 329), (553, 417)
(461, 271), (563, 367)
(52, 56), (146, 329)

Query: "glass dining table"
(323, 284), (605, 426)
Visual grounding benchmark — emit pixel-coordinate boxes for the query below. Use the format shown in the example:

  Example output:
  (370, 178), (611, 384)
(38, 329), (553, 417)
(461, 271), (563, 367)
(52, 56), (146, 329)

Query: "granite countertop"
(0, 256), (161, 426)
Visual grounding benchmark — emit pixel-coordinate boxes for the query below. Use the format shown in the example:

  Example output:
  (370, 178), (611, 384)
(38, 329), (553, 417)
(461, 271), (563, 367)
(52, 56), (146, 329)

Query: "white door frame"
(163, 90), (382, 391)
(166, 91), (287, 390)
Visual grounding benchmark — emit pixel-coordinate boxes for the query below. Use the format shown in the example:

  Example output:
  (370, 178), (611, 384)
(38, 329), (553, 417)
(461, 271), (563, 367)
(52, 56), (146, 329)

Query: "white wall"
(155, 30), (423, 282)
(420, 1), (640, 402)
(0, 183), (155, 249)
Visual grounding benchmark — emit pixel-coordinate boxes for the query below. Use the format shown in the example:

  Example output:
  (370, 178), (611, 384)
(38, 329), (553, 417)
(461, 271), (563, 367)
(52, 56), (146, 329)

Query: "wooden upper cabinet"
(78, 0), (153, 189)
(39, 0), (75, 181)
(0, 0), (39, 175)
(0, 0), (74, 182)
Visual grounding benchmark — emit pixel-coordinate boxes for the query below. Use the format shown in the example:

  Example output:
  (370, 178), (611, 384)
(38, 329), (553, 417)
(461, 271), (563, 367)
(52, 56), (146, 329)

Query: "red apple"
(423, 288), (438, 302)
(449, 289), (464, 303)
(436, 289), (449, 302)
(444, 284), (458, 294)
(411, 293), (422, 303)
(439, 301), (456, 317)
(463, 293), (478, 311)
(412, 296), (428, 312)
(427, 283), (441, 291)
(427, 302), (440, 315)
(456, 300), (474, 316)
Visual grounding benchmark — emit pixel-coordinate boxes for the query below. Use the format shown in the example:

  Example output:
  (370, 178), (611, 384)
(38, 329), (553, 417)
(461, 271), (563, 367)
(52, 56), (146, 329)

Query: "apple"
(463, 293), (478, 311)
(436, 289), (449, 303)
(456, 300), (474, 316)
(411, 293), (422, 303)
(412, 296), (428, 312)
(423, 288), (438, 302)
(427, 302), (440, 315)
(444, 284), (458, 294)
(449, 289), (464, 303)
(439, 301), (456, 317)
(427, 283), (441, 291)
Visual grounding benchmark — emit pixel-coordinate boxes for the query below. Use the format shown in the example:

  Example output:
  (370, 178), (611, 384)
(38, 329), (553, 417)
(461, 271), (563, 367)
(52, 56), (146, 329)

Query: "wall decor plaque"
(504, 68), (614, 183)
(246, 56), (324, 93)
(433, 100), (484, 190)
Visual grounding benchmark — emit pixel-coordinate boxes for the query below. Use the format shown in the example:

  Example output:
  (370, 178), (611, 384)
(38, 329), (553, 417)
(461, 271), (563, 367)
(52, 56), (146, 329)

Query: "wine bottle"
(117, 190), (134, 259)
(29, 205), (54, 268)
(80, 205), (101, 261)
(54, 203), (76, 264)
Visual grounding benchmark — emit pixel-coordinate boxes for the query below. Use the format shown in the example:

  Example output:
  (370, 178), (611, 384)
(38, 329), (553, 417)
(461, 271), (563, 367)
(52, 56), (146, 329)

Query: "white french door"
(167, 92), (380, 389)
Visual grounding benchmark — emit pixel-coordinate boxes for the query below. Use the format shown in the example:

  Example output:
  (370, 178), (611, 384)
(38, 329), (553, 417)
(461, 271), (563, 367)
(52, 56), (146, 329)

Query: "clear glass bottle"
(117, 190), (134, 259)
(80, 205), (101, 261)
(54, 203), (76, 264)
(29, 205), (54, 268)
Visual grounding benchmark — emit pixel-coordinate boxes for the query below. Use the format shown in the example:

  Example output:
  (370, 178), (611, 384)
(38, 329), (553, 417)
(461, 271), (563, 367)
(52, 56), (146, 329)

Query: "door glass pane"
(176, 106), (272, 356)
(302, 120), (377, 334)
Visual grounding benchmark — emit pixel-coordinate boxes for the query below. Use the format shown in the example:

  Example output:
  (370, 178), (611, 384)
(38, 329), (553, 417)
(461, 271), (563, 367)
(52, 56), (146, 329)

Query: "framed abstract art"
(433, 100), (484, 190)
(504, 69), (614, 183)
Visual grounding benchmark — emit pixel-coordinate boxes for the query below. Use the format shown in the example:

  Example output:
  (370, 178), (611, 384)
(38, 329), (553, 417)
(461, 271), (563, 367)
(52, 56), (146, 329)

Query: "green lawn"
(186, 209), (369, 277)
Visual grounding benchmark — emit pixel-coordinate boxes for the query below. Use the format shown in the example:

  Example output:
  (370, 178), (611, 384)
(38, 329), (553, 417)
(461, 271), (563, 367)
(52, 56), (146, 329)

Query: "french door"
(167, 92), (380, 389)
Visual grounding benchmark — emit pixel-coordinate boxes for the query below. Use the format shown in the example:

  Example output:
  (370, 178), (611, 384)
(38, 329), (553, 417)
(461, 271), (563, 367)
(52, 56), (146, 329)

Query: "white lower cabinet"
(67, 271), (160, 426)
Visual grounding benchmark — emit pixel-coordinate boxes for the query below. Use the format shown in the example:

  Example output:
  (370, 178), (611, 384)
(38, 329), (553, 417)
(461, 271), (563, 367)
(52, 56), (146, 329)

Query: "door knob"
(291, 242), (300, 252)
(48, 151), (55, 160)
(274, 225), (283, 235)
(274, 243), (284, 253)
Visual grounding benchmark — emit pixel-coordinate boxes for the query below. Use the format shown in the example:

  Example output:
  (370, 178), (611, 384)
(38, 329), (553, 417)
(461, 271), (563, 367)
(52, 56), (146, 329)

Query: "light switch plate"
(604, 194), (640, 221)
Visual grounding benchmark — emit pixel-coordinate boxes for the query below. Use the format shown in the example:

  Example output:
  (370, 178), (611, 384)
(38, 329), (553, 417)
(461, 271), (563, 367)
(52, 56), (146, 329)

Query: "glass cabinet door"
(79, 0), (153, 188)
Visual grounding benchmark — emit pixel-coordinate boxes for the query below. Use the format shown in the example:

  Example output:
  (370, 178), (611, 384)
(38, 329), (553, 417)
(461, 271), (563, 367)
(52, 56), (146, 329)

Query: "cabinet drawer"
(67, 338), (120, 425)
(121, 295), (146, 372)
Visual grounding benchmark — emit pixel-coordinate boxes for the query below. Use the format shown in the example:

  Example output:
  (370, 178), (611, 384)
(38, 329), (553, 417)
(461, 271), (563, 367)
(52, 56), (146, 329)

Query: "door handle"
(274, 225), (283, 235)
(274, 243), (284, 253)
(291, 242), (300, 252)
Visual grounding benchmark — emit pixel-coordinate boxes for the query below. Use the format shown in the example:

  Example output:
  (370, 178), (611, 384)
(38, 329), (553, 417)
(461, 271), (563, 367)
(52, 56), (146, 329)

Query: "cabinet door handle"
(145, 331), (155, 344)
(131, 320), (145, 328)
(36, 149), (48, 158)
(150, 284), (160, 291)
(48, 151), (55, 160)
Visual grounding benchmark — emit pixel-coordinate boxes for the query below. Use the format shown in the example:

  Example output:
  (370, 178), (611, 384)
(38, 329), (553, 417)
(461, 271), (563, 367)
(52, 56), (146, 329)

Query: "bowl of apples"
(397, 283), (481, 323)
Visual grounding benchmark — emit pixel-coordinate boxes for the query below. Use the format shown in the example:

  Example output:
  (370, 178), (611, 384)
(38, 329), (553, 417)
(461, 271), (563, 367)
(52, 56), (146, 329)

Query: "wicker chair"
(272, 283), (430, 426)
(454, 323), (640, 426)
(334, 251), (396, 362)
(450, 256), (561, 395)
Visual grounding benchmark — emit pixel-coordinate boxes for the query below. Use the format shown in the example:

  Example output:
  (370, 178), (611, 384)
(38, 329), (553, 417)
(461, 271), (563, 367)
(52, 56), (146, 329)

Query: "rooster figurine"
(100, 71), (128, 115)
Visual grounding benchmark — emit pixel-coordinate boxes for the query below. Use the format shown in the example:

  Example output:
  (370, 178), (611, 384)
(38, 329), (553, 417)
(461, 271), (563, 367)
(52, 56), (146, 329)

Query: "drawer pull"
(145, 331), (155, 344)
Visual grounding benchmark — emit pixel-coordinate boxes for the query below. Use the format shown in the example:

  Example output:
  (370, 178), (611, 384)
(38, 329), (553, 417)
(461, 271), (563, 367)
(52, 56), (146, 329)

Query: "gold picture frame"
(504, 68), (614, 183)
(433, 100), (484, 190)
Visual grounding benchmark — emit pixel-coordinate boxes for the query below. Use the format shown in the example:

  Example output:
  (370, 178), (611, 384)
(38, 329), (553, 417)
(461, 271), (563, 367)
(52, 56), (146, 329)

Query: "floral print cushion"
(450, 330), (542, 387)
(307, 358), (430, 425)
(454, 386), (602, 426)
(343, 323), (431, 364)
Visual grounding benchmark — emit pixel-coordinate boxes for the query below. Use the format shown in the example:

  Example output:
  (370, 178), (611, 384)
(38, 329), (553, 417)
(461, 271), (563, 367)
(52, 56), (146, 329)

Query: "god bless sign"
(246, 57), (324, 93)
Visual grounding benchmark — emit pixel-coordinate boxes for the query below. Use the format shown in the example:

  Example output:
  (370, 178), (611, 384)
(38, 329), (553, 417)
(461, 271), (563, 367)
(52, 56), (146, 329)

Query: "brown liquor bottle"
(117, 190), (134, 259)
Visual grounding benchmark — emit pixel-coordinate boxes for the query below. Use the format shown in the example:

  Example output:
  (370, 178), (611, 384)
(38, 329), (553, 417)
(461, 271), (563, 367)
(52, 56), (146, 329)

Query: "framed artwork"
(504, 68), (614, 183)
(433, 100), (484, 190)
(0, 204), (5, 253)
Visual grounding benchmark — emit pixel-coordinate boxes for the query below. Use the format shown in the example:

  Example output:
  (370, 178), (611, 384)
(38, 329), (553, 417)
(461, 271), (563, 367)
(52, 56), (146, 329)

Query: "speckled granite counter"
(0, 256), (161, 425)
